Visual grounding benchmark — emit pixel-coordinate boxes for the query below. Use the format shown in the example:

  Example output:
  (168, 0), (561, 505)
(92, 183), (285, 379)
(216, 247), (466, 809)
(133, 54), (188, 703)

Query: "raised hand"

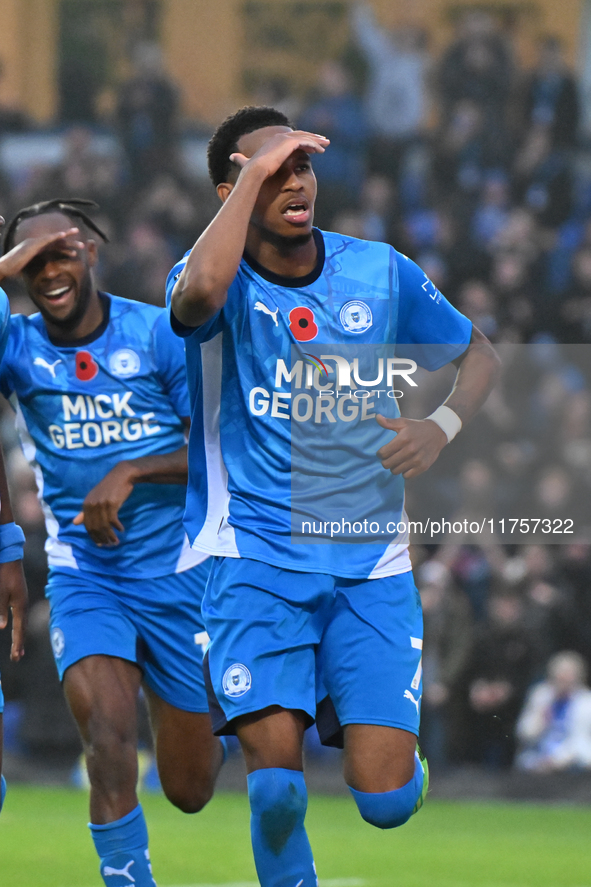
(229, 130), (330, 180)
(0, 228), (85, 282)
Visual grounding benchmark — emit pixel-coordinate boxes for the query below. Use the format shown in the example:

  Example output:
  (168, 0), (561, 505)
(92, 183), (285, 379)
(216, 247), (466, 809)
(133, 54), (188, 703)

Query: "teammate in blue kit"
(0, 199), (224, 885)
(0, 217), (29, 816)
(168, 106), (500, 887)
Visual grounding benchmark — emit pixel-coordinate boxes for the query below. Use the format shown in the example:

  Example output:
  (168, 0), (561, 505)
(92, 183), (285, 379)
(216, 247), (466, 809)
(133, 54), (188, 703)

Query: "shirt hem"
(48, 562), (205, 581)
(190, 541), (411, 579)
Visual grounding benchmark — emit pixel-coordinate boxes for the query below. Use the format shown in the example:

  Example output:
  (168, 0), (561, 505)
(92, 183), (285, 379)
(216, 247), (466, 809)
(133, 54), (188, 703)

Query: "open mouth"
(282, 202), (310, 224)
(41, 284), (73, 303)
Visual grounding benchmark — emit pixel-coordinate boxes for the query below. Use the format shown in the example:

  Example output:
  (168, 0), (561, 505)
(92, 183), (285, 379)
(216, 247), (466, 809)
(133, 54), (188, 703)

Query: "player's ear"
(86, 239), (98, 267)
(216, 182), (234, 204)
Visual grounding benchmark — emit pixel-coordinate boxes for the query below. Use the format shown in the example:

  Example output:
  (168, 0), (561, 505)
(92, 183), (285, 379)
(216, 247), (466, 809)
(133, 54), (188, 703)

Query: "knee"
(248, 768), (308, 853)
(349, 757), (424, 830)
(162, 778), (214, 814)
(85, 728), (136, 779)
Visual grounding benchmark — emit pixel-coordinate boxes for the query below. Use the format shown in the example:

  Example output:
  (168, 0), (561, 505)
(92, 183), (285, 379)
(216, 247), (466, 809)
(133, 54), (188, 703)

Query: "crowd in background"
(1, 4), (591, 773)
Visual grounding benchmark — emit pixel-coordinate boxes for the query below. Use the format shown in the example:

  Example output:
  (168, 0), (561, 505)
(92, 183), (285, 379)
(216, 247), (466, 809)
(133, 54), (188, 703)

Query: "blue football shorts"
(46, 560), (212, 713)
(0, 672), (3, 713)
(202, 557), (423, 747)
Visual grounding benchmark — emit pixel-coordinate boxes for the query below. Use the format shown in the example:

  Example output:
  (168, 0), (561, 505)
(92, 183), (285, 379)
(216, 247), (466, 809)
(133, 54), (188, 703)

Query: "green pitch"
(1, 787), (591, 887)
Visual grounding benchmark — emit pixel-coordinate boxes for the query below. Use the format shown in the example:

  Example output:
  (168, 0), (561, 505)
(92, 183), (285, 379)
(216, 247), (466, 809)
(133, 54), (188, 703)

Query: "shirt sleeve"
(166, 255), (223, 342)
(152, 310), (191, 419)
(395, 251), (472, 371)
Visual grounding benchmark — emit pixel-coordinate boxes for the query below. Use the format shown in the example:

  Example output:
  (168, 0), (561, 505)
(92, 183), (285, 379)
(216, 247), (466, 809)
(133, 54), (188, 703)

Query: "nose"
(282, 168), (304, 192)
(40, 259), (62, 279)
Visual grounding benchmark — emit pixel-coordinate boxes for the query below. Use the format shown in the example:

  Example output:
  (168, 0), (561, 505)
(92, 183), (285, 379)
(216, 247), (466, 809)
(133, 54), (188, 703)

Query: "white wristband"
(426, 405), (462, 443)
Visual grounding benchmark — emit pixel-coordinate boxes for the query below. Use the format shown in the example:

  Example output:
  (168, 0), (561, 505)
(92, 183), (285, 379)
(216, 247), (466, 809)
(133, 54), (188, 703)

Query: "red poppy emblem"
(289, 306), (318, 342)
(75, 350), (99, 381)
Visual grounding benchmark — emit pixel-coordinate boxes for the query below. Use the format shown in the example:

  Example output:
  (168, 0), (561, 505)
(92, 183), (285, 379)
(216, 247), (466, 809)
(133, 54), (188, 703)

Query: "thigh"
(203, 557), (331, 736)
(235, 706), (308, 774)
(64, 654), (142, 745)
(144, 685), (221, 779)
(343, 724), (417, 792)
(128, 563), (211, 714)
(46, 569), (139, 681)
(318, 570), (423, 743)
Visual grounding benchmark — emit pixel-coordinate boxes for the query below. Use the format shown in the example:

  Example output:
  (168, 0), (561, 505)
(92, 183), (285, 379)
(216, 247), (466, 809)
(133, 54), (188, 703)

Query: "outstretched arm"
(171, 130), (329, 328)
(72, 444), (189, 547)
(377, 326), (501, 478)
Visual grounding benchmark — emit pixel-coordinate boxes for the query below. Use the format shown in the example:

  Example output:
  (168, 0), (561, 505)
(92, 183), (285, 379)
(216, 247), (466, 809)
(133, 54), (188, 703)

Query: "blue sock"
(349, 754), (424, 829)
(0, 774), (6, 813)
(89, 804), (156, 886)
(247, 768), (317, 887)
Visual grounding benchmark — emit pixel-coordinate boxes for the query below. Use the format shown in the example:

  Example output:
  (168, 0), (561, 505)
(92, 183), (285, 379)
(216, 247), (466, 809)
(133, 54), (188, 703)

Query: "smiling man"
(167, 106), (500, 887)
(0, 199), (224, 887)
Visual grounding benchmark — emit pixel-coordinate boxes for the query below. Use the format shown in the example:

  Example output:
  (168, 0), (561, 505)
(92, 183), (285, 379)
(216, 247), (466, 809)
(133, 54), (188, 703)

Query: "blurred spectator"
(419, 559), (474, 769)
(515, 651), (591, 771)
(433, 99), (499, 197)
(116, 43), (180, 186)
(471, 172), (511, 249)
(59, 13), (110, 124)
(503, 546), (578, 674)
(351, 4), (429, 178)
(523, 37), (579, 149)
(437, 9), (513, 147)
(462, 591), (535, 767)
(103, 221), (175, 306)
(331, 174), (403, 245)
(513, 125), (573, 227)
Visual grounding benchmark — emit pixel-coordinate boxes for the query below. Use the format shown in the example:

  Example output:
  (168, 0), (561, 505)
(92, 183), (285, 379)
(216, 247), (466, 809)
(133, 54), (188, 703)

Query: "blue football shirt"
(167, 230), (472, 578)
(0, 293), (206, 578)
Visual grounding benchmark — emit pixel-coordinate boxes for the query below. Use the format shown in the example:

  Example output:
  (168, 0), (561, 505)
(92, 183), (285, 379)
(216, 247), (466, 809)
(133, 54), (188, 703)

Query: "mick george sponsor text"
(249, 356), (418, 423)
(48, 393), (162, 449)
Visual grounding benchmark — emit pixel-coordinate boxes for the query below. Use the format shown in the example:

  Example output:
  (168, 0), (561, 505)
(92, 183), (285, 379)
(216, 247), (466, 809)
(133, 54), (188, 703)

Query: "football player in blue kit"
(0, 216), (31, 816)
(167, 107), (501, 887)
(0, 199), (225, 886)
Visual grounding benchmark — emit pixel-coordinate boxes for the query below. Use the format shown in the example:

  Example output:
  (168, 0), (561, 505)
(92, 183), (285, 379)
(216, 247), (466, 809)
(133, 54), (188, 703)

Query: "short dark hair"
(207, 106), (293, 187)
(2, 198), (109, 254)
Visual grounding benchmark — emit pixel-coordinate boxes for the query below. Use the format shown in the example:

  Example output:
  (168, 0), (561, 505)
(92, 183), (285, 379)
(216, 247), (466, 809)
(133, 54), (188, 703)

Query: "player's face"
(237, 126), (317, 241)
(15, 213), (97, 328)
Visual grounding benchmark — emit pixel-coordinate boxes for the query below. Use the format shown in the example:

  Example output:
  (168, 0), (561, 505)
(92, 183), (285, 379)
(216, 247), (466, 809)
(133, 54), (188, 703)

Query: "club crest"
(109, 349), (141, 378)
(222, 663), (252, 697)
(339, 300), (373, 334)
(51, 627), (65, 659)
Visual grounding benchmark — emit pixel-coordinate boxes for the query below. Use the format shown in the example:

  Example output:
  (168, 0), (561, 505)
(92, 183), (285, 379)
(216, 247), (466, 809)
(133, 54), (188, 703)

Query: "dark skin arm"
(0, 445), (28, 662)
(0, 216), (29, 661)
(377, 326), (501, 478)
(72, 438), (189, 547)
